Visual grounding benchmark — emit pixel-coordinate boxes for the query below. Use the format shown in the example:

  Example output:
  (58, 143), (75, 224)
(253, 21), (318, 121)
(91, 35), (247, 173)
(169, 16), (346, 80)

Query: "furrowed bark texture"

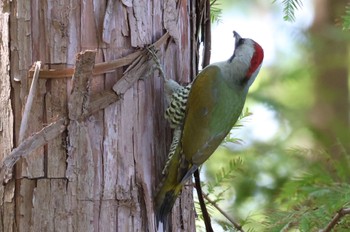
(0, 0), (197, 231)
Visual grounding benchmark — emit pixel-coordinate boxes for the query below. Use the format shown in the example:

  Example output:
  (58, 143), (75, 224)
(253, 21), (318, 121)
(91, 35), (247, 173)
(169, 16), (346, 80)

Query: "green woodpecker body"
(155, 31), (264, 224)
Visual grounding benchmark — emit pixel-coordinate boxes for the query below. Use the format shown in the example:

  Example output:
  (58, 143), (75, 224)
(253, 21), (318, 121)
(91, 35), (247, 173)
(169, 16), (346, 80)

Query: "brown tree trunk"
(309, 0), (350, 154)
(0, 0), (197, 231)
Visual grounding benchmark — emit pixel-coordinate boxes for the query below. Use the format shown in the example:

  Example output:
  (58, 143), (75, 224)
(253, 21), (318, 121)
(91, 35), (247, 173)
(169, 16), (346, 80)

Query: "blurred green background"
(197, 0), (350, 231)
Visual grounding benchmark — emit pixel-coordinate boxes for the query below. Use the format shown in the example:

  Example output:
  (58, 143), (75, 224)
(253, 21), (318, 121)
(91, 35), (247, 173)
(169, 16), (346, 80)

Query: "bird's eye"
(237, 38), (244, 46)
(234, 38), (244, 50)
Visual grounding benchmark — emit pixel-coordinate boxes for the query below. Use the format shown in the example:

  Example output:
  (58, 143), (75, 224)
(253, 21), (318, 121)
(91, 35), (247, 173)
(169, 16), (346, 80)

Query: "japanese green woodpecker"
(155, 31), (264, 224)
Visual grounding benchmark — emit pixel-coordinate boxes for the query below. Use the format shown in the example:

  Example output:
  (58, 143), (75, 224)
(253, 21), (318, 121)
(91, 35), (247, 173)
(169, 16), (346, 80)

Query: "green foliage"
(216, 219), (237, 231)
(195, 156), (247, 231)
(210, 0), (222, 23)
(198, 144), (350, 231)
(205, 157), (244, 196)
(273, 0), (303, 22)
(265, 149), (350, 231)
(342, 4), (350, 30)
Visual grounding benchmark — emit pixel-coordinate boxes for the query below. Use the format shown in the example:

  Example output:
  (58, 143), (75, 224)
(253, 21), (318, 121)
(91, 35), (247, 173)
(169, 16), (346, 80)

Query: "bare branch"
(112, 35), (170, 96)
(28, 32), (170, 79)
(203, 193), (245, 232)
(201, 0), (211, 68)
(111, 32), (170, 96)
(86, 90), (118, 116)
(0, 118), (68, 184)
(19, 61), (41, 143)
(320, 207), (350, 232)
(194, 170), (214, 232)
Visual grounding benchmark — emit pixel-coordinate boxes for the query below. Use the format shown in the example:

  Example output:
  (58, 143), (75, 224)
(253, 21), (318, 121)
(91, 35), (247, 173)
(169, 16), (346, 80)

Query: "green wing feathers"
(182, 65), (245, 165)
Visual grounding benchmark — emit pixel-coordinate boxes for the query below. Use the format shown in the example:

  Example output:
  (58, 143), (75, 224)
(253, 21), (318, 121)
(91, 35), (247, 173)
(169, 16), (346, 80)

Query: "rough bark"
(0, 6), (15, 232)
(0, 0), (197, 231)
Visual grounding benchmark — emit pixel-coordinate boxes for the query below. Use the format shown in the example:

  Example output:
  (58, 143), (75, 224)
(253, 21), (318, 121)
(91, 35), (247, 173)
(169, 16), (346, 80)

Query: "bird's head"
(228, 31), (264, 88)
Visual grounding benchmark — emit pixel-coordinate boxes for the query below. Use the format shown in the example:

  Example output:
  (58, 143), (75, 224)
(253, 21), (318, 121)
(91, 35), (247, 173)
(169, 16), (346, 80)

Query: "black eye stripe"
(237, 38), (244, 46)
(228, 39), (245, 63)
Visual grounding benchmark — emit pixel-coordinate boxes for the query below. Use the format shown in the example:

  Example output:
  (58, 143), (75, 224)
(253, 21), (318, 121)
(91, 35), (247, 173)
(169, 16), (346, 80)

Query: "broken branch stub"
(68, 50), (97, 120)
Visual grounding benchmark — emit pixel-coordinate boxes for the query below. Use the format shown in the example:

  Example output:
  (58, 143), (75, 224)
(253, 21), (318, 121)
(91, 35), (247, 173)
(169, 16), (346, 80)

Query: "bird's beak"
(233, 31), (242, 49)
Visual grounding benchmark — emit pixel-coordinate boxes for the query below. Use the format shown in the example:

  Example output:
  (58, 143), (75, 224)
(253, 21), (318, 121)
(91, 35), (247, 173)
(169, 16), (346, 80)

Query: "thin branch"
(85, 90), (118, 117)
(28, 32), (170, 79)
(19, 61), (41, 143)
(203, 194), (245, 232)
(320, 207), (350, 232)
(210, 0), (217, 6)
(0, 89), (120, 185)
(194, 170), (214, 232)
(112, 51), (149, 95)
(111, 34), (170, 96)
(194, 1), (212, 231)
(201, 0), (211, 68)
(0, 118), (68, 184)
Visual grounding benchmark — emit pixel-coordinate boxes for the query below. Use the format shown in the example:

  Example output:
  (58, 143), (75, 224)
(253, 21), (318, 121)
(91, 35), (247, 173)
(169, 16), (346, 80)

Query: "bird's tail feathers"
(154, 183), (183, 226)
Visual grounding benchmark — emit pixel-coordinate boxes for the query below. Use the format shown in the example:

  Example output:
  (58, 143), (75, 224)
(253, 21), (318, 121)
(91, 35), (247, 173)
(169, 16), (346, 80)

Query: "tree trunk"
(0, 0), (198, 231)
(309, 0), (350, 154)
